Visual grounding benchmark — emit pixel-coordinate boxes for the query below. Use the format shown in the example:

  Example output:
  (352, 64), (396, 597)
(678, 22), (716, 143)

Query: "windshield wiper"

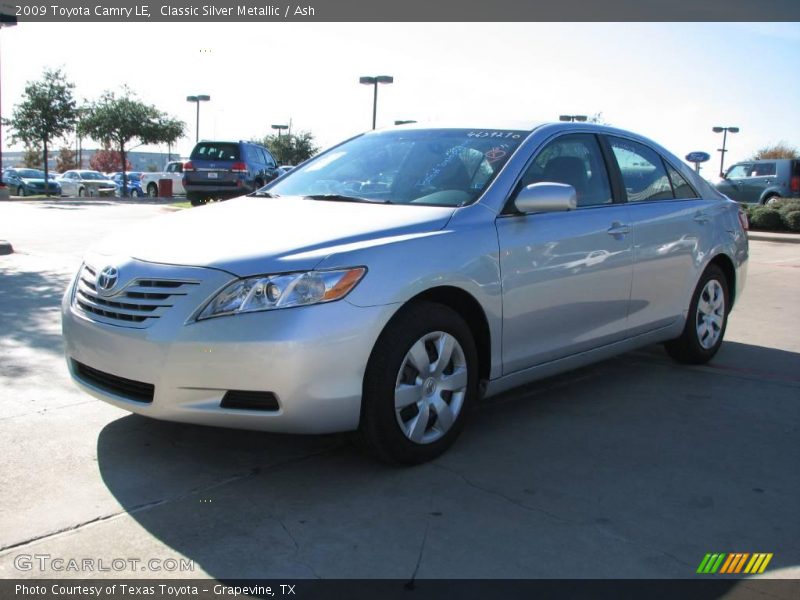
(249, 191), (280, 198)
(304, 194), (391, 204)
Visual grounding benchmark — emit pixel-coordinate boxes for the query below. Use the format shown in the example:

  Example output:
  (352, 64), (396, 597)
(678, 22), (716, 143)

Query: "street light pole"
(271, 124), (288, 138)
(186, 95), (210, 143)
(359, 75), (393, 130)
(712, 126), (739, 177)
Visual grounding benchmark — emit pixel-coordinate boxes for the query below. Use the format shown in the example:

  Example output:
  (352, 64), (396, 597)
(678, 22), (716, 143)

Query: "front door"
(496, 133), (633, 374)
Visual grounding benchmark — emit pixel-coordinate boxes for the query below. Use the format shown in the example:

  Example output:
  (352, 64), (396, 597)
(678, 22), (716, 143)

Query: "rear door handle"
(694, 211), (711, 224)
(607, 222), (631, 236)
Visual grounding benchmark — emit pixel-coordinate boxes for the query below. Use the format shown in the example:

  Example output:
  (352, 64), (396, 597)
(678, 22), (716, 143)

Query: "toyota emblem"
(96, 266), (119, 294)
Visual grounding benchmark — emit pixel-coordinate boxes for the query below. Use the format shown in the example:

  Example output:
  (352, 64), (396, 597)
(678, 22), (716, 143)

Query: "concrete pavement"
(0, 200), (798, 582)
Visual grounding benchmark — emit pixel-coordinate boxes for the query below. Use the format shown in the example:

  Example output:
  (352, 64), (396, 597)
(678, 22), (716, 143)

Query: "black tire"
(78, 187), (85, 197)
(357, 302), (479, 465)
(188, 193), (205, 207)
(17, 186), (25, 197)
(664, 264), (729, 364)
(147, 184), (158, 198)
(131, 188), (140, 198)
(762, 194), (779, 206)
(254, 179), (264, 191)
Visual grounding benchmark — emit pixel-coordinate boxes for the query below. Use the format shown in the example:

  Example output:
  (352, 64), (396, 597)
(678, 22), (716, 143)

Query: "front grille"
(221, 390), (280, 411)
(74, 264), (198, 328)
(73, 360), (154, 403)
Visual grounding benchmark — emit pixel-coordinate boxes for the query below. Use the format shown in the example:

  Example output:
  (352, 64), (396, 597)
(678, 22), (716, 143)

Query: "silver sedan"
(57, 170), (117, 197)
(62, 122), (748, 464)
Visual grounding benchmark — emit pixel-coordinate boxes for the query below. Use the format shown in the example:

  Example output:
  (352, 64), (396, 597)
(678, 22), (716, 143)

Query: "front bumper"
(62, 258), (396, 434)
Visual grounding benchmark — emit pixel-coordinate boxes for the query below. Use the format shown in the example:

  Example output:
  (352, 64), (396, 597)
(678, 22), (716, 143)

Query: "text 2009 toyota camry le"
(62, 122), (748, 464)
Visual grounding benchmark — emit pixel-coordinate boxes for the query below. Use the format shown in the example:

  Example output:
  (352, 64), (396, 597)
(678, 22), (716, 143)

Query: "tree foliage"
(79, 88), (185, 195)
(89, 143), (132, 173)
(4, 68), (78, 194)
(22, 144), (44, 168)
(751, 141), (798, 160)
(257, 130), (319, 166)
(56, 146), (78, 172)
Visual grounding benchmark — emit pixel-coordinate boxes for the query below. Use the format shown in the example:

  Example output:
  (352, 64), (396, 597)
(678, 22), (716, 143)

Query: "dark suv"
(715, 158), (800, 205)
(183, 140), (280, 205)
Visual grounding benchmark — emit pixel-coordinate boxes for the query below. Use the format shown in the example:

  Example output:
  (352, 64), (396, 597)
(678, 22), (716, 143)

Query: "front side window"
(268, 128), (527, 206)
(518, 133), (612, 207)
(609, 137), (673, 202)
(726, 164), (751, 180)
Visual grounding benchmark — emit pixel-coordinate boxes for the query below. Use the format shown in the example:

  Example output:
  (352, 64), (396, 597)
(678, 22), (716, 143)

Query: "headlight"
(196, 267), (366, 321)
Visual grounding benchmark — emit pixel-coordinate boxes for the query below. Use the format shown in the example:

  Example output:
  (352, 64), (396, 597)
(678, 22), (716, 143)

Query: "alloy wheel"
(696, 279), (725, 349)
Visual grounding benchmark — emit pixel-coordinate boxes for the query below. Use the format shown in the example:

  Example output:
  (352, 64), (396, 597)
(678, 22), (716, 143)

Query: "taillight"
(738, 209), (749, 231)
(230, 162), (248, 174)
(183, 161), (195, 172)
(791, 175), (800, 195)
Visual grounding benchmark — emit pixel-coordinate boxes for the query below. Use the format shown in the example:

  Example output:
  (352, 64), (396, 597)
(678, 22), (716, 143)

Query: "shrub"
(772, 198), (800, 215)
(749, 207), (784, 230)
(782, 210), (800, 232)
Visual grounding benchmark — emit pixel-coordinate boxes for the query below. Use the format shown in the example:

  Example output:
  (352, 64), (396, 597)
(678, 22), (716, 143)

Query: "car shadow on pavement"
(95, 341), (800, 579)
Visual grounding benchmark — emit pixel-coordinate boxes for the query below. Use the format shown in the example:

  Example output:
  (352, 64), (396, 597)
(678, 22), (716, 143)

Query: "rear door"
(605, 135), (714, 335)
(496, 133), (634, 373)
(741, 161), (776, 203)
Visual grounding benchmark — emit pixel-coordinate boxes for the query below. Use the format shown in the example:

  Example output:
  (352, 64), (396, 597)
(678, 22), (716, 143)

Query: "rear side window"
(665, 163), (697, 199)
(752, 163), (776, 177)
(608, 137), (673, 202)
(260, 148), (276, 167)
(519, 133), (612, 207)
(191, 143), (240, 161)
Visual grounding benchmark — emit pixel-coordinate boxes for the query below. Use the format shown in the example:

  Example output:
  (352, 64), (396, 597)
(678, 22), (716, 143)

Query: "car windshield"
(80, 172), (107, 180)
(266, 128), (528, 206)
(17, 169), (46, 178)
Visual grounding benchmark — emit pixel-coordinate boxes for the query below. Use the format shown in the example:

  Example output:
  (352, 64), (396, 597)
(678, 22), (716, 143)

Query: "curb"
(0, 240), (13, 255)
(748, 232), (800, 244)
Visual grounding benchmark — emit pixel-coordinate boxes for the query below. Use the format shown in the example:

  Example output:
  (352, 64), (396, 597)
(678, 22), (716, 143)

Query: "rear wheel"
(763, 194), (780, 206)
(147, 183), (158, 198)
(357, 302), (478, 465)
(665, 264), (729, 364)
(188, 193), (206, 207)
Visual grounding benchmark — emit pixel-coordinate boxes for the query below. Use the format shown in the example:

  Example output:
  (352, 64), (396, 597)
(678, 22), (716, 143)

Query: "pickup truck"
(141, 161), (186, 197)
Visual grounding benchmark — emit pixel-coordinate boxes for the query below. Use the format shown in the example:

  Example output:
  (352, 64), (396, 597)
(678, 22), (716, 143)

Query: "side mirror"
(514, 182), (577, 214)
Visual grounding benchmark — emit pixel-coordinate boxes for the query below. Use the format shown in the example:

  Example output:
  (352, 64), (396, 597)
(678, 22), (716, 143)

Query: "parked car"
(110, 172), (145, 197)
(62, 122), (748, 464)
(715, 158), (800, 205)
(57, 170), (117, 197)
(183, 140), (280, 205)
(3, 168), (61, 196)
(141, 161), (186, 197)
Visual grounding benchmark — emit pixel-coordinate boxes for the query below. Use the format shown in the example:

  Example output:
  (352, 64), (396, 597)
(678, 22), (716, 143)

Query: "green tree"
(751, 141), (798, 160)
(4, 68), (78, 195)
(79, 88), (185, 196)
(257, 130), (319, 166)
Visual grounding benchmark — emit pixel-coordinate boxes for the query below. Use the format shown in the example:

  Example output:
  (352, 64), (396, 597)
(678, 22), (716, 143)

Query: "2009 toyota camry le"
(62, 121), (749, 464)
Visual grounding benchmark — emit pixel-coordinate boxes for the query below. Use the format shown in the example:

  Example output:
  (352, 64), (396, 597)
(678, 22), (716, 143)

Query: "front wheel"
(78, 187), (85, 197)
(357, 302), (478, 465)
(664, 264), (729, 364)
(17, 186), (25, 197)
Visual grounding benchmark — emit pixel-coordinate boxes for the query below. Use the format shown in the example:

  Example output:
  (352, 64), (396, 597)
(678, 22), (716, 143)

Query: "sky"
(1, 21), (799, 176)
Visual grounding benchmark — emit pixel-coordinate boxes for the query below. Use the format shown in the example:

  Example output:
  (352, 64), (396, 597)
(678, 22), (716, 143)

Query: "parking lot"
(0, 199), (798, 581)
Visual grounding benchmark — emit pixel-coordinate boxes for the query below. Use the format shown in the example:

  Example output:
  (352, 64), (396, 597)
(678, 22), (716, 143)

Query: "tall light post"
(271, 124), (288, 138)
(359, 75), (393, 130)
(712, 126), (739, 177)
(0, 9), (18, 190)
(559, 114), (588, 122)
(186, 95), (210, 143)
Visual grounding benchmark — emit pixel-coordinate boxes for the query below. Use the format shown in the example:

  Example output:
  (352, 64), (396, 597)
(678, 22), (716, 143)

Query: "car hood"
(88, 196), (456, 276)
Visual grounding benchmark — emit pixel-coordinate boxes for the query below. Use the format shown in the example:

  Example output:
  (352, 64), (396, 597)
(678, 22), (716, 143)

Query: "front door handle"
(607, 222), (631, 236)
